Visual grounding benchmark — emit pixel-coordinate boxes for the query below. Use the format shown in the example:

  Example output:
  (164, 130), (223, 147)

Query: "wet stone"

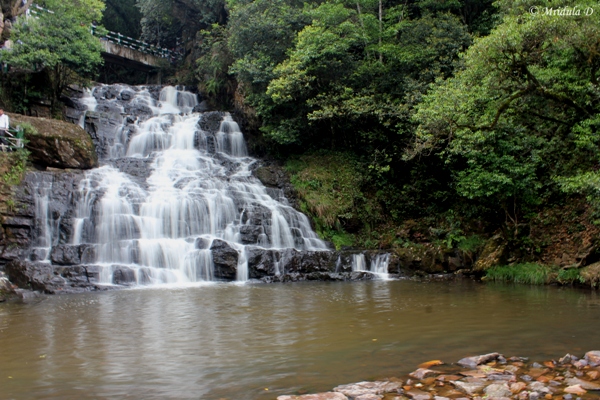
(566, 377), (600, 390)
(584, 351), (600, 367)
(457, 353), (501, 369)
(333, 381), (403, 398)
(405, 388), (432, 400)
(278, 393), (348, 400)
(409, 368), (440, 380)
(484, 383), (511, 398)
(452, 381), (485, 395)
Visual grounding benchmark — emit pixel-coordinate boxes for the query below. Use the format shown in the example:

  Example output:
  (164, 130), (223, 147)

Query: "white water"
(30, 180), (54, 262)
(78, 88), (97, 128)
(352, 253), (390, 280)
(72, 86), (328, 285)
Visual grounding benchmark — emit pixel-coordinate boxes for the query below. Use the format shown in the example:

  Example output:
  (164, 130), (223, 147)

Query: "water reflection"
(0, 281), (599, 399)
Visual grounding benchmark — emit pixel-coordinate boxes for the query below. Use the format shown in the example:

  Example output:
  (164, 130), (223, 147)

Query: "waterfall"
(72, 85), (328, 286)
(30, 179), (54, 262)
(352, 253), (390, 280)
(370, 253), (390, 280)
(77, 88), (97, 128)
(352, 254), (367, 272)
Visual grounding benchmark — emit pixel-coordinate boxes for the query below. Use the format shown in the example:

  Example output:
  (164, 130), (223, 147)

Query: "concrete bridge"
(30, 4), (181, 82)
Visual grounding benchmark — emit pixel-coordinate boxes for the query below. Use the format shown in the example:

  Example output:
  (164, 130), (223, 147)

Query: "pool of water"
(1, 280), (599, 399)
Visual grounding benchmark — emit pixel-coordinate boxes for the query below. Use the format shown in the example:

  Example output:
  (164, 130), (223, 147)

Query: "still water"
(1, 280), (599, 399)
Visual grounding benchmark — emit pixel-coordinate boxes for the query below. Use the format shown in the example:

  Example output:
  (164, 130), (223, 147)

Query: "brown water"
(1, 280), (599, 399)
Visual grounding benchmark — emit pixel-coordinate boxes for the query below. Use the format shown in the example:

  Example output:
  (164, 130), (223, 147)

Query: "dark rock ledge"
(278, 350), (600, 400)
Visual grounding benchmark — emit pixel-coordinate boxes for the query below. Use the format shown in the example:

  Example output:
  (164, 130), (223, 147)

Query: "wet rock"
(198, 111), (225, 133)
(112, 266), (136, 285)
(528, 381), (552, 394)
(210, 239), (239, 280)
(566, 378), (600, 390)
(485, 383), (511, 398)
(193, 101), (210, 113)
(559, 354), (574, 364)
(564, 385), (587, 396)
(418, 360), (444, 369)
(405, 388), (431, 399)
(511, 382), (527, 393)
(5, 260), (54, 291)
(334, 381), (403, 398)
(409, 368), (440, 380)
(457, 353), (501, 369)
(50, 244), (81, 265)
(278, 393), (348, 400)
(195, 238), (211, 250)
(452, 381), (485, 396)
(355, 395), (382, 400)
(584, 351), (600, 367)
(255, 166), (283, 188)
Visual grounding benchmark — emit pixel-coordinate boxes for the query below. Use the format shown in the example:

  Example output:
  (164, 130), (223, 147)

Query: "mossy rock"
(580, 262), (600, 288)
(8, 113), (98, 169)
(473, 234), (507, 272)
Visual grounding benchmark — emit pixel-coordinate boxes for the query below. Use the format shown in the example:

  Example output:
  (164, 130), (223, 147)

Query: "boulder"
(457, 353), (501, 369)
(9, 113), (98, 170)
(210, 239), (239, 280)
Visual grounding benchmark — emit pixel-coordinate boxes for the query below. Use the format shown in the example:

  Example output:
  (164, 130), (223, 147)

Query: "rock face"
(9, 113), (98, 169)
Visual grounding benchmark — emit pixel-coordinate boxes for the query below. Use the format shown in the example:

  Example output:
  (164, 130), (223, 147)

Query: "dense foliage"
(0, 0), (104, 113)
(193, 0), (600, 251)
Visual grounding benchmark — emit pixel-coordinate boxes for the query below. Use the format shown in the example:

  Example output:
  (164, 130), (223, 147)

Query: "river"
(1, 280), (599, 399)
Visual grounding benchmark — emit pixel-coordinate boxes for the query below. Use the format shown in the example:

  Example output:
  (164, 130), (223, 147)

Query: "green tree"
(412, 0), (600, 234)
(1, 0), (104, 113)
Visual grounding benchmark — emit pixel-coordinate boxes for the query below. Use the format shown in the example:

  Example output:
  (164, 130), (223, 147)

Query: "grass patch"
(556, 268), (585, 285)
(485, 263), (552, 285)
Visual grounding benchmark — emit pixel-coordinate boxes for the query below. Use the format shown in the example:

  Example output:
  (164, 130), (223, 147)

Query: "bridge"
(30, 4), (182, 81)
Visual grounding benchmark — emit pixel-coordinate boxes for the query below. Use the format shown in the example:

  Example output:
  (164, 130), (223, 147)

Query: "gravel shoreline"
(278, 351), (600, 400)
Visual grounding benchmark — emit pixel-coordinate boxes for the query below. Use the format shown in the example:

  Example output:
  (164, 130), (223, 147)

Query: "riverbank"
(278, 351), (600, 400)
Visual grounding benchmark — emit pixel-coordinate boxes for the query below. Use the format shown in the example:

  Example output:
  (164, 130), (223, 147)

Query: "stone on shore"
(409, 368), (440, 380)
(584, 350), (600, 367)
(277, 393), (348, 400)
(334, 381), (403, 398)
(457, 353), (501, 369)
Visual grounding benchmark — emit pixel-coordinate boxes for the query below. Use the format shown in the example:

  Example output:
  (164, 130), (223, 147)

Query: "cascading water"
(351, 253), (390, 279)
(370, 253), (390, 280)
(71, 85), (328, 285)
(352, 254), (367, 272)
